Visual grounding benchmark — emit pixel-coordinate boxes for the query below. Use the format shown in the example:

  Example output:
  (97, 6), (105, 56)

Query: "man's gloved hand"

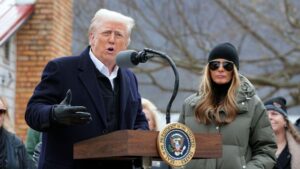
(51, 89), (92, 126)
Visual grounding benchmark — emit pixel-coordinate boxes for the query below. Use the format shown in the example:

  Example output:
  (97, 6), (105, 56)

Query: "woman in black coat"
(0, 97), (33, 169)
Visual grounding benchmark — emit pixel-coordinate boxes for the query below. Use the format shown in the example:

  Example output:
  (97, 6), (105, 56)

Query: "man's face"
(89, 21), (129, 66)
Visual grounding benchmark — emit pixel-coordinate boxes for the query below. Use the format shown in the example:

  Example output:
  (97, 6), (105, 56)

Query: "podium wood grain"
(73, 130), (221, 160)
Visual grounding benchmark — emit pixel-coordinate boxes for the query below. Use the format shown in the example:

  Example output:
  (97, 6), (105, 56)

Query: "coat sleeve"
(25, 60), (64, 132)
(247, 95), (277, 169)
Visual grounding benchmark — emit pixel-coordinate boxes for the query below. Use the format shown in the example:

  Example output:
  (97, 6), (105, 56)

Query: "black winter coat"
(3, 128), (33, 169)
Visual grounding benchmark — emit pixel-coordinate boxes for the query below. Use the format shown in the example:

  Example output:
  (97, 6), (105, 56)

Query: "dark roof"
(0, 0), (34, 46)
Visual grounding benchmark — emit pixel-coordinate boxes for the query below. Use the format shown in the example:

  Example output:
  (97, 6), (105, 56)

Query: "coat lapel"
(77, 47), (107, 127)
(118, 68), (130, 128)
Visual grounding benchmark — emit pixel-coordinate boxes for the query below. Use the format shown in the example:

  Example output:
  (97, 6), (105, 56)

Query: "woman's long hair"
(195, 64), (240, 125)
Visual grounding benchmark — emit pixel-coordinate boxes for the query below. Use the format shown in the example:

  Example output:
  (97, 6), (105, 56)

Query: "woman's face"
(267, 110), (287, 134)
(0, 100), (6, 128)
(209, 59), (234, 85)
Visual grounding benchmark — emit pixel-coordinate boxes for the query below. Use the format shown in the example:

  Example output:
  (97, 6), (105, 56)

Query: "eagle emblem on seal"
(168, 133), (186, 156)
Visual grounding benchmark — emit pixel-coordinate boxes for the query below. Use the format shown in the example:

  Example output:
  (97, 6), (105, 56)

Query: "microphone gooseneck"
(116, 48), (179, 124)
(143, 49), (179, 124)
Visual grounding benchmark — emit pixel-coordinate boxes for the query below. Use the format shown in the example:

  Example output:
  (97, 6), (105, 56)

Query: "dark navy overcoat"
(25, 46), (148, 169)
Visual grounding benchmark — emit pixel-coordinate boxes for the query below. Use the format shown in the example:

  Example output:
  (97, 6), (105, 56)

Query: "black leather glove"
(51, 89), (92, 126)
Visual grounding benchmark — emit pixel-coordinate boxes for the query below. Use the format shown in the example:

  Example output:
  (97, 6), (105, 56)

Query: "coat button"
(102, 129), (107, 134)
(216, 126), (219, 130)
(242, 165), (246, 168)
(242, 102), (245, 105)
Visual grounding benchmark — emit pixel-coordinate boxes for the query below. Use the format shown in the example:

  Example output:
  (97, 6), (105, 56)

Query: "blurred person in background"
(25, 127), (41, 158)
(0, 97), (33, 169)
(265, 96), (300, 169)
(142, 98), (168, 169)
(142, 98), (161, 131)
(25, 127), (41, 169)
(178, 42), (276, 169)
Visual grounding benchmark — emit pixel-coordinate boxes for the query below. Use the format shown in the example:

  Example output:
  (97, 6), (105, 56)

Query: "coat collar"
(235, 74), (256, 101)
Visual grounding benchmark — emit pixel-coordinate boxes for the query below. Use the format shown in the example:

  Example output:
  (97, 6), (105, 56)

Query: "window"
(4, 41), (10, 62)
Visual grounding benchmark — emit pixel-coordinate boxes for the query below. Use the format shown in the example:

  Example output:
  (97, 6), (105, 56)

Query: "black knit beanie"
(264, 96), (288, 117)
(208, 42), (239, 69)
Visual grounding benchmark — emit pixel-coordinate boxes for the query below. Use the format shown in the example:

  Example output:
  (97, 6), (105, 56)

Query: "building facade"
(0, 0), (73, 140)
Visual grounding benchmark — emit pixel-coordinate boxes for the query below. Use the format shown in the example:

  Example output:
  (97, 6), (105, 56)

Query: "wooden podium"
(74, 130), (221, 160)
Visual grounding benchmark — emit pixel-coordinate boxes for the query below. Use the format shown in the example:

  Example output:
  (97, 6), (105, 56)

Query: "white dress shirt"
(89, 49), (119, 90)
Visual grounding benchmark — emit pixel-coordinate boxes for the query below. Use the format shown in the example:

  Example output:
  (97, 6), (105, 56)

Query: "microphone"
(116, 50), (152, 68)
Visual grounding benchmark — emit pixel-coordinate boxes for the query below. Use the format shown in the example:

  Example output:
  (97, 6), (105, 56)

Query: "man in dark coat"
(25, 9), (148, 169)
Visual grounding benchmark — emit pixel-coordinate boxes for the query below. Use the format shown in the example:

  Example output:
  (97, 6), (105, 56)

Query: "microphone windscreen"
(116, 50), (138, 68)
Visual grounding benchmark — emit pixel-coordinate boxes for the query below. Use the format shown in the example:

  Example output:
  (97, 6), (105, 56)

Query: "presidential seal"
(157, 122), (196, 167)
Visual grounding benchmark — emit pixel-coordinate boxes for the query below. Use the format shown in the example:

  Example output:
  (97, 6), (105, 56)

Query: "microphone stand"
(141, 48), (179, 124)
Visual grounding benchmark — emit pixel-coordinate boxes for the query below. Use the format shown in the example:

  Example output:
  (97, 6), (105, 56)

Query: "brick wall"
(15, 0), (73, 140)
